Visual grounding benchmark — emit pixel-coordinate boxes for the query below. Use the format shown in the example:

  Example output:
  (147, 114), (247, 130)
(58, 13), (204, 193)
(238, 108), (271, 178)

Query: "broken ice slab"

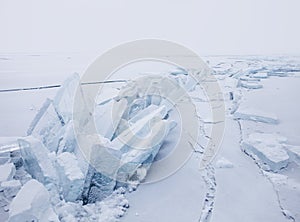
(0, 180), (21, 199)
(240, 82), (263, 89)
(54, 120), (89, 177)
(250, 72), (269, 79)
(242, 133), (289, 172)
(128, 104), (165, 125)
(53, 73), (81, 124)
(27, 98), (64, 153)
(83, 108), (173, 201)
(171, 73), (198, 92)
(238, 78), (263, 89)
(169, 67), (188, 76)
(113, 102), (171, 140)
(18, 136), (57, 184)
(56, 121), (77, 154)
(110, 105), (169, 152)
(0, 138), (20, 164)
(56, 152), (85, 202)
(115, 81), (139, 104)
(84, 170), (117, 203)
(285, 145), (300, 166)
(233, 108), (279, 124)
(83, 145), (120, 203)
(28, 74), (89, 153)
(117, 119), (171, 182)
(113, 104), (164, 138)
(239, 76), (261, 82)
(123, 98), (148, 120)
(94, 98), (128, 140)
(8, 179), (59, 222)
(0, 163), (15, 182)
(0, 152), (10, 165)
(96, 87), (120, 105)
(268, 71), (289, 77)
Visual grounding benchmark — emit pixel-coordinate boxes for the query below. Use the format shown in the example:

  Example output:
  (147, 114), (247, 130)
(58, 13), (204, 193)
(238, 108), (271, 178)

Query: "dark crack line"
(0, 80), (128, 93)
(198, 165), (216, 222)
(236, 118), (295, 221)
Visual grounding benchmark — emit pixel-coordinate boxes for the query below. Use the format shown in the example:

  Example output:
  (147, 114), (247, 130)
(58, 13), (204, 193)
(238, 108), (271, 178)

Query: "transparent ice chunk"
(56, 152), (85, 202)
(27, 99), (64, 153)
(0, 163), (15, 182)
(18, 136), (57, 184)
(8, 179), (59, 222)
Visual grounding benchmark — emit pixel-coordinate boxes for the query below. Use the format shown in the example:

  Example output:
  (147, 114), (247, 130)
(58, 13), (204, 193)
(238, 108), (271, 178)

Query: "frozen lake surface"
(0, 54), (300, 222)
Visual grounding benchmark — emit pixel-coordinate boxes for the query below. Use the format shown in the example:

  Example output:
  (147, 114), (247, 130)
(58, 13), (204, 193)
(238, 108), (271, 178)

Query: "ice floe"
(234, 108), (279, 124)
(242, 133), (289, 172)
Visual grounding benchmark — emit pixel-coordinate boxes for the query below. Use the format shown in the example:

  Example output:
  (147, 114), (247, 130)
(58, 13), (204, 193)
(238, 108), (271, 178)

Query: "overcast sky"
(0, 0), (299, 55)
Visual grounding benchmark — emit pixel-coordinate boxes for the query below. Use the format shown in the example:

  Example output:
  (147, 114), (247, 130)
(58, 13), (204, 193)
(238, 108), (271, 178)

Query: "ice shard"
(27, 99), (64, 153)
(94, 98), (128, 140)
(0, 163), (15, 182)
(56, 152), (85, 202)
(18, 136), (57, 184)
(8, 179), (59, 222)
(53, 73), (81, 124)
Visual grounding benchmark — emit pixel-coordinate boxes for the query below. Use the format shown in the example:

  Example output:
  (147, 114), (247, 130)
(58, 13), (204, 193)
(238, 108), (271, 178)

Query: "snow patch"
(215, 157), (234, 169)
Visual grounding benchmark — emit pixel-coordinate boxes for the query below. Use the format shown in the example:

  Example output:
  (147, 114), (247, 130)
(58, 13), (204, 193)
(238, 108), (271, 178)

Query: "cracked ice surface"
(0, 55), (300, 222)
(209, 55), (300, 222)
(242, 133), (289, 172)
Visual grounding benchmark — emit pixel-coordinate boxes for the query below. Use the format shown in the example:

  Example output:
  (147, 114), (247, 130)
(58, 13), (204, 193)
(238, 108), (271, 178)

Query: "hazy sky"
(0, 0), (299, 55)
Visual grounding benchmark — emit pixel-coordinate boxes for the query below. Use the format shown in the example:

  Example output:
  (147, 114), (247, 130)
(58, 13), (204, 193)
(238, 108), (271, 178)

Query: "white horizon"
(0, 0), (300, 56)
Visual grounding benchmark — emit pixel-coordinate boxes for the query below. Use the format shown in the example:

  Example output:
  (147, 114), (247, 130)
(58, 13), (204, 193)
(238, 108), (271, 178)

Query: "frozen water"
(242, 133), (289, 172)
(240, 81), (263, 89)
(1, 55), (300, 222)
(18, 136), (57, 184)
(215, 157), (234, 169)
(170, 67), (188, 76)
(94, 98), (128, 140)
(0, 180), (21, 199)
(117, 120), (170, 182)
(0, 163), (15, 182)
(53, 73), (81, 124)
(234, 108), (279, 124)
(56, 152), (85, 202)
(250, 72), (268, 79)
(286, 145), (300, 165)
(27, 98), (64, 153)
(57, 121), (77, 154)
(8, 179), (59, 222)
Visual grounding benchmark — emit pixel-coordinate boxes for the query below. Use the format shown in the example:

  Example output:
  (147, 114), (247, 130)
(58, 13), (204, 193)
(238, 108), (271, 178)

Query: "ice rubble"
(233, 108), (279, 124)
(0, 69), (194, 221)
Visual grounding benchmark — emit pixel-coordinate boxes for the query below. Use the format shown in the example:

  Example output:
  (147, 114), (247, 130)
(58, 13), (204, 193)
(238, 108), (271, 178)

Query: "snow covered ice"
(242, 133), (289, 172)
